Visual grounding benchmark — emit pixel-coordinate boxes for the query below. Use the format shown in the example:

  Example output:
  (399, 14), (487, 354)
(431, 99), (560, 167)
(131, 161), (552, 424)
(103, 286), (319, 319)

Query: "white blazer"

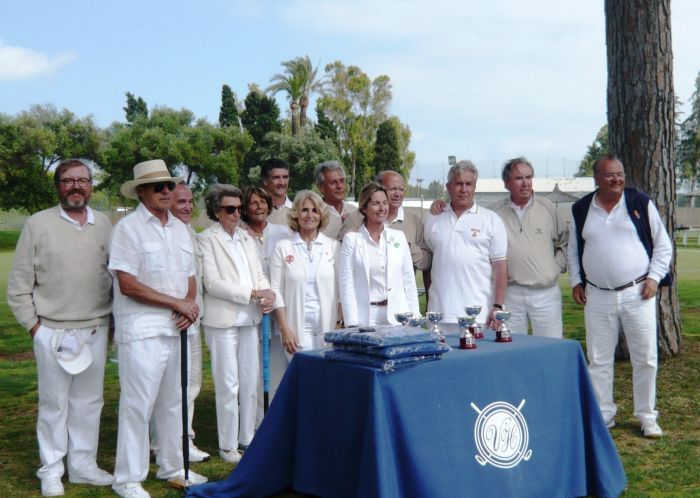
(340, 226), (420, 327)
(198, 223), (274, 329)
(270, 234), (340, 343)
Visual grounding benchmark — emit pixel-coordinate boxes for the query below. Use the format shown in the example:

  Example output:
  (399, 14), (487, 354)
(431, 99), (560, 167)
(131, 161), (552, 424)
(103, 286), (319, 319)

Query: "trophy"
(494, 309), (512, 343)
(465, 305), (484, 339)
(394, 311), (414, 326)
(457, 315), (477, 349)
(426, 311), (445, 343)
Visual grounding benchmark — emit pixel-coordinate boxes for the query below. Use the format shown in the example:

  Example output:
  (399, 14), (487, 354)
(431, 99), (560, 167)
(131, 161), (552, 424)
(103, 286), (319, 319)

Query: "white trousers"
(584, 284), (659, 424)
(114, 335), (183, 484)
(505, 283), (563, 338)
(204, 325), (259, 450)
(33, 324), (108, 479)
(369, 305), (390, 327)
(150, 329), (202, 448)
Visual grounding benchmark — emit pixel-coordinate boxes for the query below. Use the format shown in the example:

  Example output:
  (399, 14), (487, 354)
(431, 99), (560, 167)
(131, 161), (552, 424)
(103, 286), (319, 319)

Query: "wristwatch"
(492, 303), (505, 310)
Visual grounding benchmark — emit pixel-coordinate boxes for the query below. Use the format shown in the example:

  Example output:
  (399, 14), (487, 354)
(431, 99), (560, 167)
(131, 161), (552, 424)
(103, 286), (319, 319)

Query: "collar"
(592, 191), (625, 211)
(292, 232), (322, 245)
(387, 206), (405, 225)
(136, 202), (174, 226)
(510, 195), (534, 211)
(360, 223), (387, 244)
(58, 205), (95, 227)
(446, 202), (479, 216)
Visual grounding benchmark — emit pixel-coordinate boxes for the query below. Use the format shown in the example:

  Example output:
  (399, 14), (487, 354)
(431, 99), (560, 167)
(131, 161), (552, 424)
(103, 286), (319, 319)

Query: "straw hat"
(120, 159), (183, 200)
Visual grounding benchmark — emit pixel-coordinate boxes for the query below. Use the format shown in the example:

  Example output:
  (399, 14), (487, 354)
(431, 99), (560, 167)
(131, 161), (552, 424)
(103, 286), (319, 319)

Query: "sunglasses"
(150, 181), (176, 193)
(221, 205), (242, 214)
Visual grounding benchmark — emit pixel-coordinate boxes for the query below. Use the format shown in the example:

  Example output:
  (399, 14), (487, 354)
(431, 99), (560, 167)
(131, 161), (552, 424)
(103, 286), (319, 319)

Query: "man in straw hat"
(109, 160), (207, 498)
(8, 159), (115, 496)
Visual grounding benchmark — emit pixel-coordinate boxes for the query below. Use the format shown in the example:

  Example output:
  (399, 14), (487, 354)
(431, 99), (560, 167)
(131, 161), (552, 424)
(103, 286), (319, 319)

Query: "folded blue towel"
(324, 325), (436, 347)
(324, 349), (443, 372)
(334, 342), (451, 359)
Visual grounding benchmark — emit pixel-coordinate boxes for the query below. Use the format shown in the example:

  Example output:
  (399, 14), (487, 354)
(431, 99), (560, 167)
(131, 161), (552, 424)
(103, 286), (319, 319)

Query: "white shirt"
(109, 203), (195, 342)
(59, 205), (95, 230)
(509, 196), (533, 223)
(357, 225), (388, 302)
(424, 203), (507, 323)
(225, 229), (256, 326)
(568, 192), (672, 288)
(250, 222), (292, 278)
(290, 232), (324, 313)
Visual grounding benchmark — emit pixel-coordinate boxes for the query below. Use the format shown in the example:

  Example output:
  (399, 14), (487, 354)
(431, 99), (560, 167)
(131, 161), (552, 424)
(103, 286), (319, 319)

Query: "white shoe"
(642, 420), (663, 438)
(69, 467), (115, 485)
(112, 482), (151, 498)
(219, 449), (242, 464)
(188, 444), (210, 462)
(158, 469), (208, 485)
(40, 476), (64, 497)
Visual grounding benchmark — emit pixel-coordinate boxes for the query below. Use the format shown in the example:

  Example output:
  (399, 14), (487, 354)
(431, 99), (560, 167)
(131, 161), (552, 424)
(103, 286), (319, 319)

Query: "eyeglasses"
(221, 205), (242, 214)
(603, 172), (625, 180)
(150, 182), (176, 193)
(59, 178), (91, 187)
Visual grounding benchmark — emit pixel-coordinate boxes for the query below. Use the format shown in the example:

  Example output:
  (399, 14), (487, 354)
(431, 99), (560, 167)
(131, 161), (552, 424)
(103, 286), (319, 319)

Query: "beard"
(60, 191), (88, 210)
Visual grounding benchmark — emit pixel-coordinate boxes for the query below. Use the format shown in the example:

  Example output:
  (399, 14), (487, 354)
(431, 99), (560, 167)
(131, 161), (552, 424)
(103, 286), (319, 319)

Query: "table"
(188, 332), (626, 498)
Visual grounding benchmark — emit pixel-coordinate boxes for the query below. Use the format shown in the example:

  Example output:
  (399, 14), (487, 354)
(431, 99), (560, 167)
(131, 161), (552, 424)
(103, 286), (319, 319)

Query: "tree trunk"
(291, 101), (300, 137)
(299, 95), (309, 130)
(605, 0), (681, 358)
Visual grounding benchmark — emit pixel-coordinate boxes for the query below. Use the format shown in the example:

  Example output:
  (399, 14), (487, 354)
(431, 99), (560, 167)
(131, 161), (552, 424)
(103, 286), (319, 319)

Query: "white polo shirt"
(425, 203), (507, 323)
(109, 203), (195, 343)
(568, 192), (672, 289)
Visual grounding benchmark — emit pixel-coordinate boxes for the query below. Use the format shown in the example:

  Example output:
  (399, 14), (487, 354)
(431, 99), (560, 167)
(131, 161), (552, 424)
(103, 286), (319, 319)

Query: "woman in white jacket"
(198, 184), (276, 464)
(340, 182), (420, 327)
(271, 190), (339, 355)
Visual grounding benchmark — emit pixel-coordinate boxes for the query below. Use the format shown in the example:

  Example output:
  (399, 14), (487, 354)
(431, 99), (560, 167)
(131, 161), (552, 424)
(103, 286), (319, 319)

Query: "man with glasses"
(109, 160), (207, 498)
(568, 154), (672, 439)
(8, 159), (115, 496)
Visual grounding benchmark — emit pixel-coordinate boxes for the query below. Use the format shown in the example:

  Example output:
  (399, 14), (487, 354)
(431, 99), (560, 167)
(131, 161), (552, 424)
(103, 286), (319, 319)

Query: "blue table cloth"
(188, 332), (626, 498)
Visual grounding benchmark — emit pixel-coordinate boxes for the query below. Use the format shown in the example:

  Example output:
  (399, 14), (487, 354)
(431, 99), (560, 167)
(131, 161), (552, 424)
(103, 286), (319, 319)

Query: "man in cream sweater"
(8, 159), (114, 496)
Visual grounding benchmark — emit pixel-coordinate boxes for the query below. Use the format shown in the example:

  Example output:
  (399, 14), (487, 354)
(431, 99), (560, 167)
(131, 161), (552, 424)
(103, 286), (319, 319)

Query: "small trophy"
(457, 315), (477, 350)
(494, 309), (512, 343)
(465, 305), (484, 339)
(394, 311), (414, 326)
(426, 311), (445, 343)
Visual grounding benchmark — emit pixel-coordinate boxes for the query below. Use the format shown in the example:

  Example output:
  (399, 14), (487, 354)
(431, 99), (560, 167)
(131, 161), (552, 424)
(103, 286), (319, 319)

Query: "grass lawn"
(1, 249), (699, 497)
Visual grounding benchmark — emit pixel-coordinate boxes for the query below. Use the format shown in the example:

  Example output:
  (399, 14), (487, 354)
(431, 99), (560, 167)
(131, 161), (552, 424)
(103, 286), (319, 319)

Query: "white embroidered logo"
(471, 399), (532, 469)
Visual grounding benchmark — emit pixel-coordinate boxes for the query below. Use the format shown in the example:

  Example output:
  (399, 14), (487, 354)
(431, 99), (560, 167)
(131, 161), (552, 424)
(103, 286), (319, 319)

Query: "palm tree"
(266, 62), (305, 137)
(294, 56), (325, 129)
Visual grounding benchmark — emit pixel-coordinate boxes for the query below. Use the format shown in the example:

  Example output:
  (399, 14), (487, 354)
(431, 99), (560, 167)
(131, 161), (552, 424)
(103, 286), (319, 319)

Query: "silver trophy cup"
(465, 305), (484, 339)
(457, 315), (477, 349)
(494, 309), (512, 343)
(426, 311), (445, 343)
(394, 311), (414, 326)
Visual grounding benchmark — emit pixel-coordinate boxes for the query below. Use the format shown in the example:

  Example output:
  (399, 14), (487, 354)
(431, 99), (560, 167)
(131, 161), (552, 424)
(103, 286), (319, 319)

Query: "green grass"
(1, 249), (699, 497)
(0, 231), (20, 251)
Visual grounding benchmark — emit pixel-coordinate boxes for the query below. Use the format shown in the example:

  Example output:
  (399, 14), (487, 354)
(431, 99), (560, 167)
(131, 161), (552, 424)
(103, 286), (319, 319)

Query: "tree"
(576, 125), (609, 177)
(295, 56), (325, 129)
(317, 61), (393, 196)
(256, 130), (340, 194)
(0, 105), (100, 212)
(123, 92), (148, 123)
(677, 71), (700, 203)
(315, 106), (339, 147)
(605, 0), (680, 357)
(372, 119), (401, 175)
(240, 86), (282, 184)
(426, 180), (444, 200)
(219, 84), (240, 128)
(266, 61), (305, 137)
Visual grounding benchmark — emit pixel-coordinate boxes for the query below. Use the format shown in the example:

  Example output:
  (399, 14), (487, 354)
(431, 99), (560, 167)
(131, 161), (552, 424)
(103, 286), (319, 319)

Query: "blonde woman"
(271, 190), (340, 355)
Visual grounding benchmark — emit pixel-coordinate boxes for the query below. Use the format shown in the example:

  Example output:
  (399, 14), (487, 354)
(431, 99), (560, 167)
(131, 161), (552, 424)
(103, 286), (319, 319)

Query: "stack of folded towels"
(323, 325), (451, 372)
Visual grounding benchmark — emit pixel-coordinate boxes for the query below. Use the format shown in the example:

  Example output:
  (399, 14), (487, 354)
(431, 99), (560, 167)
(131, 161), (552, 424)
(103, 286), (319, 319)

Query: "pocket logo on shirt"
(470, 228), (481, 237)
(471, 399), (532, 469)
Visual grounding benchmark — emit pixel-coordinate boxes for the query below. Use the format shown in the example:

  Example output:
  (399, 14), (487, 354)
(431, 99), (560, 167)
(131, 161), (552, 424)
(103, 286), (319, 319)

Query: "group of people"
(7, 152), (672, 498)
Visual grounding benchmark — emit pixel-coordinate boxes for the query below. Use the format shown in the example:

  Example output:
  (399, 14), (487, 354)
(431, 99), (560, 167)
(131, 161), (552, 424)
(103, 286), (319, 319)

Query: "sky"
(1, 0), (699, 186)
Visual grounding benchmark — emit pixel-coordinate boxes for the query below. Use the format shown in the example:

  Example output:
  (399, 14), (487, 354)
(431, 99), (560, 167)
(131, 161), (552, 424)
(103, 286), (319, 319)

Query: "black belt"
(587, 274), (647, 291)
(370, 299), (388, 306)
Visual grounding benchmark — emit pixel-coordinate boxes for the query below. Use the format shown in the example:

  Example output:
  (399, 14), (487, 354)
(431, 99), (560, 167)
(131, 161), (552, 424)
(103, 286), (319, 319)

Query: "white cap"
(51, 330), (93, 374)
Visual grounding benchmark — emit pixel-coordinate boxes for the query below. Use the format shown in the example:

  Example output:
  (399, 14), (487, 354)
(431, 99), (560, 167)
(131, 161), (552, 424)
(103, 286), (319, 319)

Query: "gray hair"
(313, 160), (345, 187)
(374, 170), (403, 185)
(287, 190), (330, 232)
(204, 183), (242, 221)
(501, 157), (534, 182)
(593, 154), (622, 176)
(447, 160), (479, 184)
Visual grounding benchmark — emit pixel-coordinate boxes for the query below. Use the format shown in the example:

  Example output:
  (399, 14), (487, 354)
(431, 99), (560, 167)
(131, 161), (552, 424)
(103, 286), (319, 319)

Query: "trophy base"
(469, 326), (484, 339)
(459, 337), (477, 350)
(495, 331), (512, 343)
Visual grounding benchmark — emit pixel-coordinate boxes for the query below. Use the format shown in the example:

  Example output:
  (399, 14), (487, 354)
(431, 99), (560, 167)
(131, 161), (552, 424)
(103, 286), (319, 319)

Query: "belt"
(370, 299), (388, 306)
(587, 274), (647, 291)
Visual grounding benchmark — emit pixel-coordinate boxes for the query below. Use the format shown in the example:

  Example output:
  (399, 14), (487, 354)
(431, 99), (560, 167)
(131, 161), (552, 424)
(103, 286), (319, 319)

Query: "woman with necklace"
(241, 186), (291, 278)
(270, 190), (340, 355)
(340, 182), (419, 327)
